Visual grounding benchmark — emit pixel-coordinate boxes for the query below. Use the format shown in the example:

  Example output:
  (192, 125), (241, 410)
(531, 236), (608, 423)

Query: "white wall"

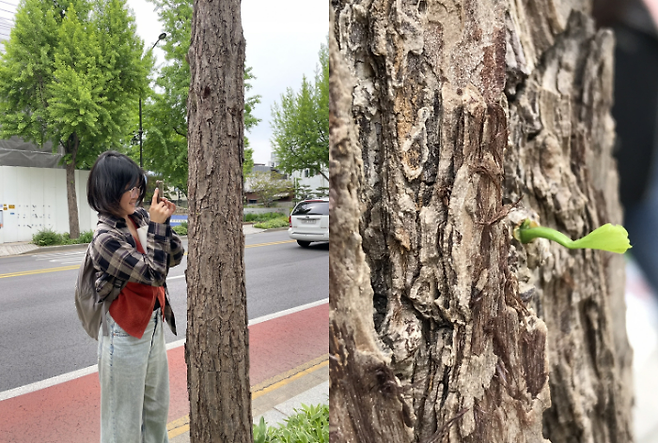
(291, 169), (328, 196)
(0, 166), (98, 243)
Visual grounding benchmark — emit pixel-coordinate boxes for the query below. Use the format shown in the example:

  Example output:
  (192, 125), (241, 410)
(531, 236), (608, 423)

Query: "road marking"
(0, 365), (99, 402)
(165, 299), (330, 355)
(163, 298), (329, 352)
(248, 298), (329, 326)
(33, 251), (85, 261)
(166, 355), (329, 439)
(246, 239), (295, 248)
(0, 300), (329, 402)
(0, 240), (297, 280)
(0, 265), (79, 279)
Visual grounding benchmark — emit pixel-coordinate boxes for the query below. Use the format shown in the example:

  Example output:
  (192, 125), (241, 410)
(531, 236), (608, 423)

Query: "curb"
(32, 243), (89, 253)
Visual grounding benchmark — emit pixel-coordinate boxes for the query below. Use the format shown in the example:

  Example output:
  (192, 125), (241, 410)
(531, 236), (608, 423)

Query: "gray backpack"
(74, 243), (127, 340)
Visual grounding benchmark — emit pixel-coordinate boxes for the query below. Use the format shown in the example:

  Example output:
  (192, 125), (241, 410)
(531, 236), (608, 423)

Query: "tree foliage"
(0, 0), (150, 236)
(143, 0), (260, 192)
(0, 0), (148, 163)
(271, 42), (328, 181)
(246, 171), (292, 207)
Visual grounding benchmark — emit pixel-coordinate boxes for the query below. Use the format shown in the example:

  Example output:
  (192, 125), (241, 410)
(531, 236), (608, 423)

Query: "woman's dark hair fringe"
(87, 151), (146, 216)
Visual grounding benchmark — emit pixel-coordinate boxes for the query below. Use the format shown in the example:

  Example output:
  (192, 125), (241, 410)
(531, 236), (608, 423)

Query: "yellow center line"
(0, 265), (80, 279)
(246, 240), (295, 248)
(0, 240), (296, 280)
(166, 355), (328, 439)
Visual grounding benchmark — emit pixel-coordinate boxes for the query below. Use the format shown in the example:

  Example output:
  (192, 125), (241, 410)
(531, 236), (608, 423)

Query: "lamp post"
(139, 32), (167, 168)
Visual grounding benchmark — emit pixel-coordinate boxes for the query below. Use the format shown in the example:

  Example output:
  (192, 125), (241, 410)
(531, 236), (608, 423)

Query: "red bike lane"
(0, 302), (328, 443)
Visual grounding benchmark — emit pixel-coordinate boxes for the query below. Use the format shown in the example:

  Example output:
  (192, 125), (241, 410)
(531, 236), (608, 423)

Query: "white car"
(288, 198), (329, 247)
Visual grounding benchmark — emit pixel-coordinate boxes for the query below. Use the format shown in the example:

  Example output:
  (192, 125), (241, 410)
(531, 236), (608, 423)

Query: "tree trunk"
(64, 134), (80, 239)
(186, 0), (252, 441)
(329, 1), (633, 442)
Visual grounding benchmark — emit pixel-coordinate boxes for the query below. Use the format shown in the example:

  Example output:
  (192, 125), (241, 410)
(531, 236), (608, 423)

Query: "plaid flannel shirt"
(89, 206), (184, 335)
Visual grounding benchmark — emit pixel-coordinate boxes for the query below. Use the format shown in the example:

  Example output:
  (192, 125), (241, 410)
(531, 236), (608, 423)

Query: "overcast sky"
(126, 0), (328, 165)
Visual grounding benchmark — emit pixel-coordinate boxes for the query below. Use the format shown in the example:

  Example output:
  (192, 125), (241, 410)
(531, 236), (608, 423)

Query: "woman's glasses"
(126, 186), (141, 197)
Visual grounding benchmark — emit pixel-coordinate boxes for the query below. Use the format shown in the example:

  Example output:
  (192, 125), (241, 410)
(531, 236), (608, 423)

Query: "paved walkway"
(0, 241), (39, 257)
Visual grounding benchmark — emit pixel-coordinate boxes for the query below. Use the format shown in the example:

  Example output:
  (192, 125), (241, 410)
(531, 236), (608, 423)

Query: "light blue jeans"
(98, 309), (170, 443)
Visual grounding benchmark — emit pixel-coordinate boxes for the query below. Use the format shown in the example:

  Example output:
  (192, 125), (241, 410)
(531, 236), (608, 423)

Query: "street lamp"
(139, 32), (167, 168)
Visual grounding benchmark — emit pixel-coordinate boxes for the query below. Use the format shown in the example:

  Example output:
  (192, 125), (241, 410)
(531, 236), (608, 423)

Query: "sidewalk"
(0, 241), (40, 257)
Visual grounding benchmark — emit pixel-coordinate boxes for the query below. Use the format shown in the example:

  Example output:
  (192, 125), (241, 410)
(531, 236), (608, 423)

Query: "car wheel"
(297, 240), (311, 248)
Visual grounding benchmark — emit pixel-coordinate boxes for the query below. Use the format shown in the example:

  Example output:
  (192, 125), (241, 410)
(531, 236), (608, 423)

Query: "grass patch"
(253, 403), (328, 443)
(32, 229), (94, 246)
(253, 216), (289, 229)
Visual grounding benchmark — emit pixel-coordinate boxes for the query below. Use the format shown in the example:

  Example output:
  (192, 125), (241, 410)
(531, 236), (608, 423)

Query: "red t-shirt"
(109, 219), (166, 339)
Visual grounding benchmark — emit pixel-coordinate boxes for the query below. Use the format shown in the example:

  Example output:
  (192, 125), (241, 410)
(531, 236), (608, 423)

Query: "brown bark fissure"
(185, 0), (252, 441)
(331, 0), (633, 442)
(329, 12), (414, 439)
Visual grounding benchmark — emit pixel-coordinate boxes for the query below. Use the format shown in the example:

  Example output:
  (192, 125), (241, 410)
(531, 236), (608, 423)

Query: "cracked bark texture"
(186, 0), (252, 441)
(329, 1), (633, 442)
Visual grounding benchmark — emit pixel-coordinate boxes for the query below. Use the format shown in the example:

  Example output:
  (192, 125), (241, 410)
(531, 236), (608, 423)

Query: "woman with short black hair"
(87, 150), (183, 443)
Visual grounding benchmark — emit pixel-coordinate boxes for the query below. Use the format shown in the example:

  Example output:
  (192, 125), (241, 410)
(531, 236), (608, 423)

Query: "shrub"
(32, 229), (63, 246)
(253, 403), (328, 443)
(253, 216), (289, 229)
(173, 222), (188, 236)
(245, 212), (285, 223)
(78, 230), (94, 244)
(32, 229), (94, 246)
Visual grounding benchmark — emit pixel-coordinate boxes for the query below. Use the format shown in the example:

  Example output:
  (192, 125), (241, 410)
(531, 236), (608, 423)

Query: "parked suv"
(288, 198), (329, 247)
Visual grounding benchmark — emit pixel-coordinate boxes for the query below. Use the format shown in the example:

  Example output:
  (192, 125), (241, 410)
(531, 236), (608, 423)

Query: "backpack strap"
(101, 299), (111, 337)
(95, 219), (128, 337)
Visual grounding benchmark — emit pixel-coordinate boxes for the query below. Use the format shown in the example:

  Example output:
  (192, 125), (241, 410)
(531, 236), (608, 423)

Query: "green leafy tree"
(246, 171), (292, 207)
(143, 0), (260, 192)
(293, 181), (313, 204)
(0, 0), (149, 237)
(271, 42), (328, 181)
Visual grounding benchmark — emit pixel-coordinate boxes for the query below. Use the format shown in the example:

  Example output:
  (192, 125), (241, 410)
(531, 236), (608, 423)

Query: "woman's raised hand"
(149, 189), (176, 224)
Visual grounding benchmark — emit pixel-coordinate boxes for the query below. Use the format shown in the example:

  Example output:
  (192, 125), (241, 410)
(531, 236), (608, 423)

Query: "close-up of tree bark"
(329, 0), (634, 442)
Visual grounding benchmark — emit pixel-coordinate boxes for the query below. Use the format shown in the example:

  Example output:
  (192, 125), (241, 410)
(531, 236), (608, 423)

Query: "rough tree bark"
(186, 0), (252, 441)
(329, 1), (633, 442)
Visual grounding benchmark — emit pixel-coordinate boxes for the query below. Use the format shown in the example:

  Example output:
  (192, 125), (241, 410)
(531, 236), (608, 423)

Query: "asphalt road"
(0, 230), (328, 392)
